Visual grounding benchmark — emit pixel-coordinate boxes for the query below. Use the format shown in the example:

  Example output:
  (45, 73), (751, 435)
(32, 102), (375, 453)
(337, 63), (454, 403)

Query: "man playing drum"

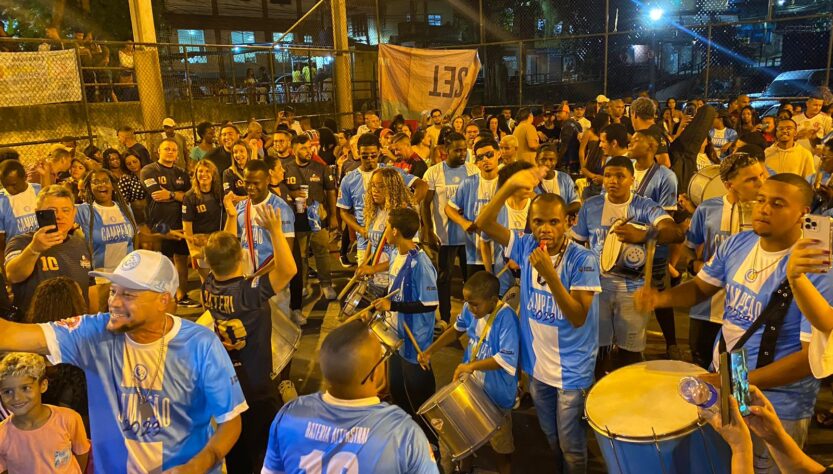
(200, 205), (297, 473)
(637, 174), (829, 473)
(477, 167), (601, 473)
(419, 271), (520, 474)
(261, 320), (439, 474)
(572, 156), (684, 374)
(685, 153), (767, 368)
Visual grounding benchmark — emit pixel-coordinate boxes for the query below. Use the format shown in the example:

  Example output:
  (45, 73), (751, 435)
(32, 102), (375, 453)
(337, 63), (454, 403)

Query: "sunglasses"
(475, 151), (495, 161)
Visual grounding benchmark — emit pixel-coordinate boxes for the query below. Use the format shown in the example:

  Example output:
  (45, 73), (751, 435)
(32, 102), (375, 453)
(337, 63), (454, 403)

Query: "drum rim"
(585, 414), (707, 442)
(688, 165), (725, 206)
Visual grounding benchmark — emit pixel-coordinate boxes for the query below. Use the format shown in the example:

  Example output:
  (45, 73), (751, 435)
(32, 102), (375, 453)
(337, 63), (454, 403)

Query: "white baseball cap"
(162, 117), (176, 128)
(90, 250), (179, 297)
(596, 94), (610, 103)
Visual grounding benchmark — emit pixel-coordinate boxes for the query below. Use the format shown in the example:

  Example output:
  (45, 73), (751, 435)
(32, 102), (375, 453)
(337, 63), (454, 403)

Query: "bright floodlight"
(649, 8), (664, 21)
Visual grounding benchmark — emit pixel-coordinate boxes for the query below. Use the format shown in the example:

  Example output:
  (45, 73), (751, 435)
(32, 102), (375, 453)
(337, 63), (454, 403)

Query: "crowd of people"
(0, 90), (832, 474)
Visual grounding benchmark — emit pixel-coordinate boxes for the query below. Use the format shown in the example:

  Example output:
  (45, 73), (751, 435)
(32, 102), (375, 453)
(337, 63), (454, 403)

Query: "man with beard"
(204, 123), (239, 173)
(267, 129), (294, 167)
(0, 249), (247, 473)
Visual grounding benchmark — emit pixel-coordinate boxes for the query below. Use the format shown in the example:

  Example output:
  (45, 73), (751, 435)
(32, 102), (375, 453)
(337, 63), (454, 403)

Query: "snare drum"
(339, 277), (385, 320)
(268, 298), (302, 376)
(418, 374), (506, 462)
(586, 360), (731, 474)
(688, 165), (727, 206)
(368, 313), (403, 350)
(600, 220), (648, 280)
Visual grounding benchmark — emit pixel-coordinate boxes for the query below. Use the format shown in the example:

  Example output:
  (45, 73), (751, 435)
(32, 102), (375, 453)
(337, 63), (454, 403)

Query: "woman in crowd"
(82, 145), (103, 169)
(487, 115), (504, 141)
(579, 112), (610, 199)
(696, 136), (720, 170)
(190, 121), (216, 163)
(268, 156), (289, 198)
(662, 107), (678, 136)
(183, 159), (224, 281)
(222, 139), (250, 205)
(411, 129), (432, 162)
(451, 116), (465, 134)
(666, 97), (683, 123)
(737, 105), (761, 135)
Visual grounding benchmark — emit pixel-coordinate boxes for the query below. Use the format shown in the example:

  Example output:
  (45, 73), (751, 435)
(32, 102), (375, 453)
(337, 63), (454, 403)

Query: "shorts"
(489, 411), (515, 454)
(598, 290), (650, 352)
(160, 238), (190, 258)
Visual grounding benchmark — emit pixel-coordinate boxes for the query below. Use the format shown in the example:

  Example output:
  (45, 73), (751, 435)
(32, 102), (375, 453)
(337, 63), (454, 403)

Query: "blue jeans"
(529, 378), (588, 474)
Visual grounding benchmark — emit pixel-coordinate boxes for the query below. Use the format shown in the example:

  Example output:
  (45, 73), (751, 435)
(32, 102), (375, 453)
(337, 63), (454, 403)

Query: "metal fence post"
(229, 48), (237, 104)
(375, 0), (382, 45)
(269, 48), (279, 119)
(825, 14), (833, 90)
(182, 47), (198, 145)
(603, 0), (610, 95)
(519, 41), (524, 105)
(704, 25), (712, 99)
(74, 43), (94, 146)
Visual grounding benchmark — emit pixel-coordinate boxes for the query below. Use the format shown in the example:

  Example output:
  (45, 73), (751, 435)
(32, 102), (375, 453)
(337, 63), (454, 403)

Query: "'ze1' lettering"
(429, 65), (469, 98)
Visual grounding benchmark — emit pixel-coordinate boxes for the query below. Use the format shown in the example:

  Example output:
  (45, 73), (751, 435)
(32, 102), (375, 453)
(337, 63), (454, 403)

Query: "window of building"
(272, 32), (295, 43)
(231, 30), (256, 63)
(428, 14), (442, 26)
(304, 34), (313, 44)
(177, 29), (208, 64)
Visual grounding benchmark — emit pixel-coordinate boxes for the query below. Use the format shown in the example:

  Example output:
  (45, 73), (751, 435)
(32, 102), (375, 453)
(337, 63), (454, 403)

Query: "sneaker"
(666, 344), (683, 361)
(322, 285), (338, 301)
(434, 319), (448, 336)
(177, 296), (200, 308)
(307, 267), (318, 279)
(339, 255), (354, 268)
(291, 309), (307, 327)
(278, 380), (298, 403)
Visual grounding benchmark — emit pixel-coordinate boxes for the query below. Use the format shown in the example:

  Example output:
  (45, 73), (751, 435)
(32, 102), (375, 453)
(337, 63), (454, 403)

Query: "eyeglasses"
(475, 151), (495, 161)
(360, 153), (379, 159)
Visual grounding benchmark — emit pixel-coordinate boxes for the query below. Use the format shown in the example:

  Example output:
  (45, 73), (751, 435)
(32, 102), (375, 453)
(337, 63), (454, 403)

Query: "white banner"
(0, 49), (82, 107)
(379, 44), (481, 121)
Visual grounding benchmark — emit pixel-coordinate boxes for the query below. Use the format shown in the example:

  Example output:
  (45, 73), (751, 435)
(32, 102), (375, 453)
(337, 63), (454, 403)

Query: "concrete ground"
(177, 248), (833, 473)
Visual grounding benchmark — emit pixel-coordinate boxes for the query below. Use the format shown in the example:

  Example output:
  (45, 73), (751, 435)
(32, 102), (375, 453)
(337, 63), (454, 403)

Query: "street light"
(649, 8), (664, 22)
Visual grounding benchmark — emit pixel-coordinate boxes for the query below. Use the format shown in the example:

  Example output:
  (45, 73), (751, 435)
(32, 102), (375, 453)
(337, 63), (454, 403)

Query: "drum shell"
(369, 315), (403, 351)
(340, 280), (385, 318)
(267, 298), (302, 375)
(688, 165), (726, 206)
(418, 374), (505, 461)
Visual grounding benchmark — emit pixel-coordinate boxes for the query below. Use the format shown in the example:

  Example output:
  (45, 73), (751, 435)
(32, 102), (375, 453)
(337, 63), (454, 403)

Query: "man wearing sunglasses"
(261, 320), (439, 474)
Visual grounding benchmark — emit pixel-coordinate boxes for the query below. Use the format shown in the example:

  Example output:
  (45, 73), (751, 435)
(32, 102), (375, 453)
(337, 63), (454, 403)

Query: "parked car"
(748, 69), (831, 112)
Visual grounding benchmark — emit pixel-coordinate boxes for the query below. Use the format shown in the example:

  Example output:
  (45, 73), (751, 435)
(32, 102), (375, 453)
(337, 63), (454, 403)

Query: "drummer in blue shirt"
(420, 271), (519, 474)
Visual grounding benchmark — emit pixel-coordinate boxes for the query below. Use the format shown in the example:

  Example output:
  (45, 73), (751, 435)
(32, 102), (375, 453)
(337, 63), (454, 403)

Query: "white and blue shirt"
(388, 248), (439, 364)
(633, 165), (678, 211)
(490, 200), (532, 294)
(508, 235), (601, 389)
(535, 171), (580, 206)
(454, 303), (520, 409)
(448, 173), (498, 264)
(262, 393), (438, 474)
(571, 193), (671, 292)
(685, 196), (747, 323)
(700, 232), (825, 420)
(337, 165), (418, 251)
(0, 183), (41, 238)
(236, 194), (295, 273)
(423, 161), (479, 246)
(75, 203), (135, 272)
(40, 314), (248, 473)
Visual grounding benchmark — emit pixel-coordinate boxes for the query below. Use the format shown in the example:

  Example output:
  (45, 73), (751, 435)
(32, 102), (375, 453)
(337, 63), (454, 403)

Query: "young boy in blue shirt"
(420, 271), (519, 474)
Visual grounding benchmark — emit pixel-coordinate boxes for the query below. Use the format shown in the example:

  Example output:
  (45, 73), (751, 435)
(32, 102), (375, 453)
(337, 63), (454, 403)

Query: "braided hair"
(79, 168), (138, 259)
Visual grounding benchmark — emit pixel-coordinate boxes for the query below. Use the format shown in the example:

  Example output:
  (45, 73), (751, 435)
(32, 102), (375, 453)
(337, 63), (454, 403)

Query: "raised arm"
(786, 239), (833, 333)
(475, 167), (545, 247)
(0, 318), (49, 354)
(262, 206), (297, 292)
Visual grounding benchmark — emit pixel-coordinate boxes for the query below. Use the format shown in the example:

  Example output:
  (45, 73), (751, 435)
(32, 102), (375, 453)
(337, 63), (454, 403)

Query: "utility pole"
(331, 0), (354, 129)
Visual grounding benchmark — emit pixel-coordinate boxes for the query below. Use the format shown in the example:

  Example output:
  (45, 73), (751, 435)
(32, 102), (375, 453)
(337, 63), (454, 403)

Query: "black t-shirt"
(639, 123), (670, 156)
(5, 232), (94, 315)
(537, 124), (560, 142)
(182, 190), (224, 234)
(202, 273), (278, 402)
(140, 162), (191, 230)
(204, 147), (232, 174)
(283, 159), (336, 231)
(222, 166), (247, 197)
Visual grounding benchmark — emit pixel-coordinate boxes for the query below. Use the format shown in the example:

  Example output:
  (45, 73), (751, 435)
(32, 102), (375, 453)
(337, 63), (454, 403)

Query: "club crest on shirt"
(121, 253), (141, 271)
(54, 316), (82, 331)
(53, 448), (71, 468)
(133, 364), (149, 381)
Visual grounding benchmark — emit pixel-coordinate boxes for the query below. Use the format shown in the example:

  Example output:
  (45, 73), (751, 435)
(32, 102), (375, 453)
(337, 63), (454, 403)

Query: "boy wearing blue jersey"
(446, 139), (501, 276)
(572, 156), (684, 374)
(685, 153), (766, 368)
(420, 271), (519, 474)
(0, 160), (41, 259)
(262, 320), (438, 474)
(202, 204), (297, 474)
(370, 207), (440, 458)
(638, 174), (826, 473)
(477, 167), (602, 473)
(534, 144), (581, 216)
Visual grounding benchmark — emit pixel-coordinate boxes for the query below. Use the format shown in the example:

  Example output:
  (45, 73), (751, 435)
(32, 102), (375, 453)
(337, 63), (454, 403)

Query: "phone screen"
(35, 209), (58, 234)
(730, 348), (752, 416)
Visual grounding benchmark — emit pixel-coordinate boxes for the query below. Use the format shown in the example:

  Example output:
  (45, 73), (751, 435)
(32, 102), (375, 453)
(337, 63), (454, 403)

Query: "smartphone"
(684, 104), (696, 117)
(35, 209), (58, 234)
(802, 214), (833, 269)
(719, 352), (731, 425)
(730, 348), (752, 417)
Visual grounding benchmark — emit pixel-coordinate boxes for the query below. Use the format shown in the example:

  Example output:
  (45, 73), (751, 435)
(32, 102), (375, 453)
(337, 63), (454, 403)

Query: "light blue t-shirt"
(337, 165), (417, 251)
(388, 248), (438, 364)
(236, 194), (295, 272)
(489, 200), (531, 294)
(454, 303), (519, 409)
(0, 183), (41, 238)
(633, 164), (678, 211)
(40, 314), (248, 473)
(571, 193), (671, 291)
(262, 393), (438, 474)
(75, 203), (135, 271)
(699, 231), (824, 420)
(448, 173), (498, 264)
(423, 161), (479, 246)
(535, 171), (579, 205)
(508, 234), (601, 389)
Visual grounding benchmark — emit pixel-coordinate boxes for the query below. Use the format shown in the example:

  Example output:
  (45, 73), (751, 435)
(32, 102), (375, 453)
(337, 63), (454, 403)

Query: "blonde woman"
(222, 139), (250, 205)
(183, 159), (223, 281)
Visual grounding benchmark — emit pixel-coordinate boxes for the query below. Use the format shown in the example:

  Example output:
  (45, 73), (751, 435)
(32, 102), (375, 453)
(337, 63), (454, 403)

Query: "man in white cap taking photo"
(152, 118), (190, 170)
(0, 249), (247, 473)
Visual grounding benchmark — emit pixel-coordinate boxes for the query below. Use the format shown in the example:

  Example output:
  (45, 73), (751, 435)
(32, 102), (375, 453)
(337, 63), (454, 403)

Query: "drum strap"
(471, 303), (503, 362)
(635, 164), (660, 197)
(718, 278), (793, 368)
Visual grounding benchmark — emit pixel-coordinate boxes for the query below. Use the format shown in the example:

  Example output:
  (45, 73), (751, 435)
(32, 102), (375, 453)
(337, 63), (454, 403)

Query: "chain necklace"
(743, 243), (785, 283)
(123, 315), (169, 421)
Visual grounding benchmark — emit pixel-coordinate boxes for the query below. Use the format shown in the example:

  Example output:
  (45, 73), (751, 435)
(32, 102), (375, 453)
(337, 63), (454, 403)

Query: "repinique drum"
(368, 313), (402, 351)
(600, 220), (648, 280)
(418, 374), (506, 461)
(339, 277), (385, 320)
(267, 298), (302, 375)
(586, 360), (732, 474)
(688, 165), (727, 206)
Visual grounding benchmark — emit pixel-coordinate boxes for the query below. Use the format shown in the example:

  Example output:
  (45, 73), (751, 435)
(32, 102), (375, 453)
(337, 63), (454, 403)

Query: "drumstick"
(643, 239), (658, 291)
(402, 321), (429, 370)
(337, 231), (385, 301)
(496, 265), (511, 278)
(339, 289), (401, 326)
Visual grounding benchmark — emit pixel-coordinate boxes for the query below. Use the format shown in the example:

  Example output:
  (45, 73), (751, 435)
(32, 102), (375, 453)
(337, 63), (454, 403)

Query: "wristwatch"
(169, 190), (175, 200)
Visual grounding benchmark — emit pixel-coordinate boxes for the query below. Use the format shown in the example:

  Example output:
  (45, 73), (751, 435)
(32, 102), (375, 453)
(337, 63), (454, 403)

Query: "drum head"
(688, 165), (726, 206)
(585, 360), (707, 441)
(601, 223), (623, 273)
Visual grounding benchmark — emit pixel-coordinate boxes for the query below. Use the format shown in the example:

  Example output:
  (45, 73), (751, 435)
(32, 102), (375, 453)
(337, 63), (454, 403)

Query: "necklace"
(743, 244), (784, 283)
(123, 315), (169, 422)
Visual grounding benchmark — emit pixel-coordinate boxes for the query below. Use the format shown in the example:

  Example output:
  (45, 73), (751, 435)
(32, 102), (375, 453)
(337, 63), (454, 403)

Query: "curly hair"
(25, 276), (87, 324)
(363, 167), (415, 234)
(0, 352), (46, 383)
